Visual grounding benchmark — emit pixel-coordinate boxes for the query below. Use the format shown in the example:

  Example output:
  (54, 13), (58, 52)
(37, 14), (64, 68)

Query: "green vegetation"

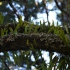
(0, 0), (70, 70)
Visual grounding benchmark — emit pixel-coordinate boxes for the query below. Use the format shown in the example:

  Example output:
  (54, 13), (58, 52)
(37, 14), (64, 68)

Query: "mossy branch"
(0, 33), (70, 56)
(0, 22), (70, 56)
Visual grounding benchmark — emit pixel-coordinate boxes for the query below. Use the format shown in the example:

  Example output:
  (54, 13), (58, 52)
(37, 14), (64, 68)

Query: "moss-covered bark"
(0, 33), (70, 56)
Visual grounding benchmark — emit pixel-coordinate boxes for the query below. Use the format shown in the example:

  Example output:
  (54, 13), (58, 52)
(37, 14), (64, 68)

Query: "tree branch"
(54, 0), (70, 17)
(8, 0), (20, 19)
(0, 33), (70, 56)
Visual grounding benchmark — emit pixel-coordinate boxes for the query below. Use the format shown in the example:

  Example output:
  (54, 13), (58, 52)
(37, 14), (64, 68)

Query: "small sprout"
(25, 25), (28, 33)
(9, 27), (14, 34)
(18, 16), (23, 26)
(26, 39), (29, 46)
(64, 25), (69, 34)
(0, 13), (4, 25)
(48, 21), (50, 27)
(1, 28), (4, 37)
(33, 39), (37, 45)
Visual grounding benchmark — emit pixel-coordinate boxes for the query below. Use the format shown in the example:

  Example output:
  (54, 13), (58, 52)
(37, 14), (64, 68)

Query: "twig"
(0, 55), (10, 70)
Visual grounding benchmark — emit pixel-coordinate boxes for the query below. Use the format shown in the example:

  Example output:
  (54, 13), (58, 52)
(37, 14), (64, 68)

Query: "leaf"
(26, 39), (29, 46)
(47, 53), (54, 70)
(54, 26), (60, 34)
(57, 58), (66, 70)
(64, 25), (69, 34)
(33, 39), (37, 45)
(40, 20), (42, 25)
(52, 56), (58, 64)
(9, 27), (14, 34)
(57, 21), (59, 26)
(14, 23), (20, 34)
(18, 16), (22, 26)
(53, 27), (58, 34)
(0, 13), (4, 25)
(58, 28), (65, 40)
(24, 24), (28, 33)
(64, 34), (70, 44)
(28, 24), (33, 33)
(1, 28), (4, 37)
(34, 25), (39, 33)
(48, 21), (51, 27)
(4, 28), (8, 35)
(52, 20), (54, 26)
(47, 26), (54, 33)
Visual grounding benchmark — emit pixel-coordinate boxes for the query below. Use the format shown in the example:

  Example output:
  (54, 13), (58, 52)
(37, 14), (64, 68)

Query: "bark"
(0, 33), (70, 56)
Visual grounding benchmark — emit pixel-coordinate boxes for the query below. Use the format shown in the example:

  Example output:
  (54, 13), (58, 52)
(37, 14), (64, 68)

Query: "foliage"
(0, 0), (70, 70)
(0, 13), (4, 25)
(0, 15), (70, 69)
